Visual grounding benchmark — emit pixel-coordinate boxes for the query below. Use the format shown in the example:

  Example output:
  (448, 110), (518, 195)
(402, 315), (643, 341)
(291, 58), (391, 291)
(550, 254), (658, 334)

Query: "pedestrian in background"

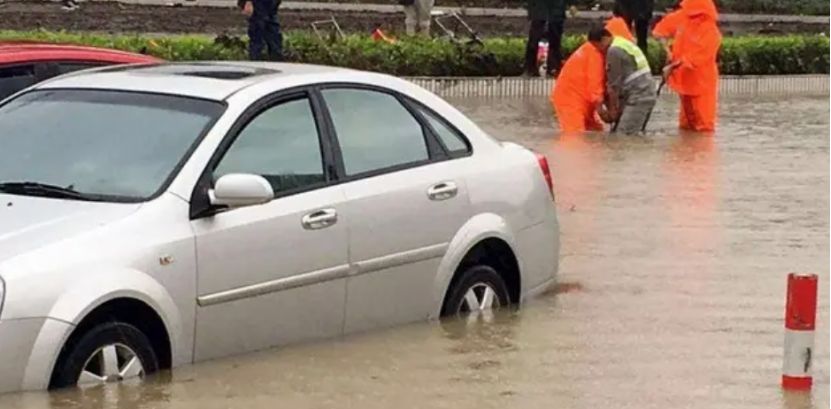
(524, 0), (571, 77)
(239, 0), (283, 61)
(401, 0), (434, 36)
(615, 0), (653, 56)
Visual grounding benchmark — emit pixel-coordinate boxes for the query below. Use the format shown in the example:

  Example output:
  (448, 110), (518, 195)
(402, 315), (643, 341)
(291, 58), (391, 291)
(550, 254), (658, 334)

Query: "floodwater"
(1, 95), (828, 409)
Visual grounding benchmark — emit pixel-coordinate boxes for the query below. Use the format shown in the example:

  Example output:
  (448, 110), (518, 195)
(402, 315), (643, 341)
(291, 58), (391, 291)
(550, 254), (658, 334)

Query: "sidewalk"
(123, 0), (830, 24)
(5, 1), (825, 36)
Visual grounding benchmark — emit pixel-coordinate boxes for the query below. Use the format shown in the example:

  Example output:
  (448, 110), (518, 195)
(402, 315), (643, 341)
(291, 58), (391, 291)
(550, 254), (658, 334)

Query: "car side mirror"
(209, 173), (274, 208)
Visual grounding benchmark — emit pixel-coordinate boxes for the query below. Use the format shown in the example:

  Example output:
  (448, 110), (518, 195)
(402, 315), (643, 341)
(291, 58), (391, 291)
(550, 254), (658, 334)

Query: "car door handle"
(302, 208), (338, 230)
(427, 182), (458, 201)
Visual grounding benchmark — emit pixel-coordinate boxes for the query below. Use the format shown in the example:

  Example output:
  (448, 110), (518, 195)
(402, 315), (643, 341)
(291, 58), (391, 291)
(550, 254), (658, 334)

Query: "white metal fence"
(405, 75), (830, 98)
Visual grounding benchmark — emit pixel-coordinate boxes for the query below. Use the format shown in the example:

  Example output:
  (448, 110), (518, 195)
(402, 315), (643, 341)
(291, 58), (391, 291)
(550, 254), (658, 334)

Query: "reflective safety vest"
(611, 36), (651, 82)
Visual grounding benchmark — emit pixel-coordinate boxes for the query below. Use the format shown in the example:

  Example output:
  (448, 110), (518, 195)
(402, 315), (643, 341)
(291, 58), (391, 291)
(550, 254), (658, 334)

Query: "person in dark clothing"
(615, 0), (654, 56)
(239, 0), (283, 61)
(524, 0), (571, 77)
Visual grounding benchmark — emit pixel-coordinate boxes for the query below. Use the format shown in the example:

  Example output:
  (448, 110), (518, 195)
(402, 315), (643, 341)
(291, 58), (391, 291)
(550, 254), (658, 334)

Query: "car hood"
(0, 193), (141, 264)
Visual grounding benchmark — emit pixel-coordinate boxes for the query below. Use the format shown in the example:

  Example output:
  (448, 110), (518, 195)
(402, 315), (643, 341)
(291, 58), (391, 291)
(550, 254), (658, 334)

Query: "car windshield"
(0, 89), (224, 202)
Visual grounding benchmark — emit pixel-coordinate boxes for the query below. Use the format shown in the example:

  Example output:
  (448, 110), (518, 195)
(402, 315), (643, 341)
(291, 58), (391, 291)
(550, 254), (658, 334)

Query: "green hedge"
(1, 31), (827, 76)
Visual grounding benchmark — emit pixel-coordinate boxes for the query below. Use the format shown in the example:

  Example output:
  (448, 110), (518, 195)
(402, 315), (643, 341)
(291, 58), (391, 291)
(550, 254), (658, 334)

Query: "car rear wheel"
(442, 265), (511, 317)
(51, 322), (159, 389)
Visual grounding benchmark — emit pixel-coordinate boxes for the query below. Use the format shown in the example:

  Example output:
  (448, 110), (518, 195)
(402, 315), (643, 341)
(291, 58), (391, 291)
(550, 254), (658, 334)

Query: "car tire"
(51, 322), (159, 389)
(441, 265), (511, 317)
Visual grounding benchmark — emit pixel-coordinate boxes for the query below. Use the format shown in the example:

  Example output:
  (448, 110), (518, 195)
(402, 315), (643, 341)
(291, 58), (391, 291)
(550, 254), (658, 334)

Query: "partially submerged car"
(0, 62), (559, 392)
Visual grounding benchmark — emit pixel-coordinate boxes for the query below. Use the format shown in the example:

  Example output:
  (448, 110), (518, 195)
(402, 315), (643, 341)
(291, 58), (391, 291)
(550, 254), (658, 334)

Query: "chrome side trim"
(196, 243), (448, 307)
(351, 243), (448, 277)
(197, 264), (351, 307)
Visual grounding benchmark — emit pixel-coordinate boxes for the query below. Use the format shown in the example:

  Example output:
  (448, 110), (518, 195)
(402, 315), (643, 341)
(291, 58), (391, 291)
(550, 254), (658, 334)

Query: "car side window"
(322, 88), (429, 176)
(0, 65), (36, 101)
(417, 107), (470, 155)
(214, 97), (326, 194)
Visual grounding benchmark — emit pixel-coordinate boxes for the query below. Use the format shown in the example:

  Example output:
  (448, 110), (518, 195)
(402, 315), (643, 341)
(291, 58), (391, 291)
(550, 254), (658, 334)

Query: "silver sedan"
(0, 62), (559, 393)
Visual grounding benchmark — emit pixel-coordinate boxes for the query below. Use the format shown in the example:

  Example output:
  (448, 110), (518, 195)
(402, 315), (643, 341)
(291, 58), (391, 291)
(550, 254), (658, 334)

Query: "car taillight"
(535, 153), (554, 198)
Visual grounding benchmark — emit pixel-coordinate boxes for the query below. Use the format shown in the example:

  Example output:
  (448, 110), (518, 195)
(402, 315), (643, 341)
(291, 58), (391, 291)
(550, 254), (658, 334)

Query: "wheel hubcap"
(458, 283), (501, 315)
(77, 343), (144, 386)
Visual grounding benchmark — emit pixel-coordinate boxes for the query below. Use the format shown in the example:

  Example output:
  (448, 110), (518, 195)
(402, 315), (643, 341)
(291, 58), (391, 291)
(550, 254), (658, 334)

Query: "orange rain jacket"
(652, 7), (686, 39)
(550, 42), (606, 133)
(653, 0), (721, 131)
(605, 16), (634, 42)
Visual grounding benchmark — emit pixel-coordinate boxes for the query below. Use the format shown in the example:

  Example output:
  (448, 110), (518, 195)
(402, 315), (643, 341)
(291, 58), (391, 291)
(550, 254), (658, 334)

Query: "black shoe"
(61, 0), (79, 11)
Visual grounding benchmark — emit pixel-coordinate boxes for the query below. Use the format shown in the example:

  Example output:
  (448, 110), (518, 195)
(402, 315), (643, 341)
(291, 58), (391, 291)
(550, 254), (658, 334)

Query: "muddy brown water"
(0, 95), (828, 409)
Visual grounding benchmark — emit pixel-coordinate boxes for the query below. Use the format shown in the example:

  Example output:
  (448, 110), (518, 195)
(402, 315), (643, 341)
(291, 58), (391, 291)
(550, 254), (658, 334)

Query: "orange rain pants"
(655, 0), (721, 132)
(679, 91), (717, 132)
(605, 16), (634, 42)
(550, 42), (606, 133)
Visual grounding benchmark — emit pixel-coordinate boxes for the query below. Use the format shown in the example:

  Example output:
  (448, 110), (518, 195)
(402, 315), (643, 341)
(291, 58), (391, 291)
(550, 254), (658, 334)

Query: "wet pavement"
(0, 95), (828, 409)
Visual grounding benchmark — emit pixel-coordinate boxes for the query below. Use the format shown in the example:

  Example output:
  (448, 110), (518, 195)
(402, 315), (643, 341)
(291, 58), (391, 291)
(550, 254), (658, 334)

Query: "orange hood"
(683, 0), (718, 20)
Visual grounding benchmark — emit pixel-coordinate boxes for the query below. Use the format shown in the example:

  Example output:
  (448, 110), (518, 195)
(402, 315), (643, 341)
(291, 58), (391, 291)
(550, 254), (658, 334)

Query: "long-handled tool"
(639, 76), (667, 132)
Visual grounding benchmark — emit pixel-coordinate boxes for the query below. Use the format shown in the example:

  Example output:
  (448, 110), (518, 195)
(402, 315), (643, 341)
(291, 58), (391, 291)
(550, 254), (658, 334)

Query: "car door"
(190, 91), (349, 361)
(318, 86), (473, 333)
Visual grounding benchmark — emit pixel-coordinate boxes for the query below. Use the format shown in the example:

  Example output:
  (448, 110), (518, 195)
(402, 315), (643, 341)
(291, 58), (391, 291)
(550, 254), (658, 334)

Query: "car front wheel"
(51, 322), (159, 389)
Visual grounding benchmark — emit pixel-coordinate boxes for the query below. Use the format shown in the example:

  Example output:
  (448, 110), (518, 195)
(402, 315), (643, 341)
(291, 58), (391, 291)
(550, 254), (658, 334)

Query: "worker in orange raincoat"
(653, 0), (721, 132)
(550, 31), (607, 133)
(605, 3), (635, 42)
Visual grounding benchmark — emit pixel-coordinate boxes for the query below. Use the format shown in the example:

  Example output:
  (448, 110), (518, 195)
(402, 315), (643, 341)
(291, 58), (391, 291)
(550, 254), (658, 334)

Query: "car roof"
(0, 42), (159, 65)
(35, 61), (357, 101)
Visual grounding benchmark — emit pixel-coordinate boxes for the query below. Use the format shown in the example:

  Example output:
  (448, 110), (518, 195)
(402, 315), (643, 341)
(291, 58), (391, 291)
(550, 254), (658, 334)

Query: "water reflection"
(664, 133), (720, 262)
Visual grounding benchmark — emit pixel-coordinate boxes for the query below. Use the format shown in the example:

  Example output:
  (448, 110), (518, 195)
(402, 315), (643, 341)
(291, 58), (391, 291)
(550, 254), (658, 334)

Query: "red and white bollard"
(782, 273), (818, 391)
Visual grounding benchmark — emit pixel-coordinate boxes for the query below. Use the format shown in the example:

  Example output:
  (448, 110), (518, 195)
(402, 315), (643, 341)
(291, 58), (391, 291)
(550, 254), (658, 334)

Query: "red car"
(0, 42), (160, 100)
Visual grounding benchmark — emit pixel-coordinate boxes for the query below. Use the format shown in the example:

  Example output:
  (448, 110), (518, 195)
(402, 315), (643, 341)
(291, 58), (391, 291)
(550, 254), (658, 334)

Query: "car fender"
(22, 268), (185, 390)
(430, 213), (523, 319)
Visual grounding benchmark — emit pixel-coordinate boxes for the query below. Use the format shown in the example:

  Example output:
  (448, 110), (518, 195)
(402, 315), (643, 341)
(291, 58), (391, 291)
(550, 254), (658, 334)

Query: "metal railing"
(405, 75), (830, 98)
